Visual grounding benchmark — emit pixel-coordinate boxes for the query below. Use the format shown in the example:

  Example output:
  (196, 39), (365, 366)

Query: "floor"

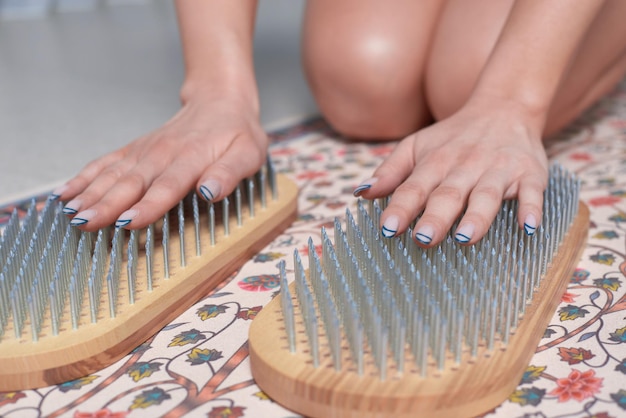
(0, 0), (318, 202)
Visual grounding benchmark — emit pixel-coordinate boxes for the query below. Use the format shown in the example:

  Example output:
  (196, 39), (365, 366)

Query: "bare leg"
(426, 0), (626, 136)
(352, 0), (626, 249)
(302, 0), (445, 140)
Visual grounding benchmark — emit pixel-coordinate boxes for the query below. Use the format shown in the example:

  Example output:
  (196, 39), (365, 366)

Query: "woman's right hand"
(52, 94), (269, 232)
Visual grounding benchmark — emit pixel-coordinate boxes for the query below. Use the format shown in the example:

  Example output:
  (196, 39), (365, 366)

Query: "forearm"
(175, 0), (259, 109)
(470, 0), (605, 128)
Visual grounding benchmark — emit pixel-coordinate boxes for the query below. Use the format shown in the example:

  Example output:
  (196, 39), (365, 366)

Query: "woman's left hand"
(354, 97), (549, 247)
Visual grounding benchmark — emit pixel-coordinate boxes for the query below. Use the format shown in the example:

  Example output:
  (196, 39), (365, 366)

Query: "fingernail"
(50, 184), (69, 200)
(353, 177), (378, 197)
(63, 200), (81, 215)
(415, 225), (434, 245)
(116, 209), (138, 228)
(381, 215), (399, 238)
(199, 180), (221, 202)
(70, 209), (96, 226)
(524, 214), (537, 236)
(455, 224), (474, 244)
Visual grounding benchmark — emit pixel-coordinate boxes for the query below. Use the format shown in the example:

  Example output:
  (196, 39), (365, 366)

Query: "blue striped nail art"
(352, 184), (371, 197)
(63, 207), (78, 215)
(415, 232), (432, 245)
(115, 219), (132, 228)
(524, 223), (536, 236)
(455, 232), (471, 243)
(199, 185), (215, 202)
(381, 225), (396, 238)
(49, 194), (61, 201)
(70, 217), (88, 226)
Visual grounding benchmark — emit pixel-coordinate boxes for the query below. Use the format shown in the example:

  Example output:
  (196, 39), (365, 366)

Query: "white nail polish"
(353, 177), (378, 197)
(524, 214), (537, 236)
(63, 199), (82, 215)
(50, 184), (69, 200)
(70, 209), (96, 227)
(199, 180), (222, 202)
(455, 224), (474, 244)
(381, 215), (399, 238)
(415, 225), (434, 245)
(116, 209), (138, 228)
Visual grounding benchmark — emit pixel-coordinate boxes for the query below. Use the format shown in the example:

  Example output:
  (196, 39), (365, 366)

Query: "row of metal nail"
(283, 163), (579, 378)
(0, 160), (277, 341)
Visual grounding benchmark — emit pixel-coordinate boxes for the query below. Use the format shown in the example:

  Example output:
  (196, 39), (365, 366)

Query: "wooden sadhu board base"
(0, 175), (298, 391)
(249, 202), (589, 418)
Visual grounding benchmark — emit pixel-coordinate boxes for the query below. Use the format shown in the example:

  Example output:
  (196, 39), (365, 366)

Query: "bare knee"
(302, 0), (441, 140)
(303, 35), (430, 140)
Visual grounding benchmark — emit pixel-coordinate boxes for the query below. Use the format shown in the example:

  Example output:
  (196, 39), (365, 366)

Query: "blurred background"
(0, 0), (318, 202)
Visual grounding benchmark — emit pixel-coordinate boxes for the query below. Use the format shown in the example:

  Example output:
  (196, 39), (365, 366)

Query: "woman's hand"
(52, 95), (268, 232)
(355, 97), (549, 246)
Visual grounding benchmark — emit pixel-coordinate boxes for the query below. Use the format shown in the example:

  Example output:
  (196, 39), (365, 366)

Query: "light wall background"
(0, 0), (318, 202)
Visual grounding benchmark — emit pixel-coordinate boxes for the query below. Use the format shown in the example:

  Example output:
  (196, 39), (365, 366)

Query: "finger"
(515, 172), (546, 236)
(195, 134), (268, 203)
(410, 168), (479, 246)
(51, 148), (128, 201)
(452, 170), (510, 245)
(102, 148), (208, 230)
(377, 157), (448, 240)
(352, 139), (415, 199)
(112, 134), (267, 230)
(62, 155), (141, 222)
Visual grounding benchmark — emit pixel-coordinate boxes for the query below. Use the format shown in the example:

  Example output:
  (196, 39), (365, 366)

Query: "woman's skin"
(53, 0), (626, 248)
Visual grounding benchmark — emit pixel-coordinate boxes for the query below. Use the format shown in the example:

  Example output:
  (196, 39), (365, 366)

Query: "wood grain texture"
(249, 202), (590, 418)
(0, 175), (298, 391)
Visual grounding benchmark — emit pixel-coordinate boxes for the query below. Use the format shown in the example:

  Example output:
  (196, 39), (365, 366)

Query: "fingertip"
(62, 199), (82, 216)
(115, 209), (138, 229)
(50, 184), (69, 201)
(414, 224), (435, 247)
(198, 179), (223, 202)
(353, 178), (378, 197)
(454, 223), (475, 245)
(380, 214), (399, 238)
(521, 212), (540, 236)
(69, 209), (99, 231)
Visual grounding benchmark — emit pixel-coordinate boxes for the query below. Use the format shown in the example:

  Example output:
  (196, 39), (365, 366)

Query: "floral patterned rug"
(1, 81), (626, 418)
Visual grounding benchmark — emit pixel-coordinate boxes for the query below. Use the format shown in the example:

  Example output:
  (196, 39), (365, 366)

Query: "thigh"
(425, 0), (626, 136)
(424, 0), (515, 120)
(546, 0), (626, 135)
(302, 0), (445, 140)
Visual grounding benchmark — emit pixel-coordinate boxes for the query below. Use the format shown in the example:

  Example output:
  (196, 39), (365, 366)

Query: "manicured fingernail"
(455, 224), (474, 244)
(116, 209), (138, 228)
(353, 178), (378, 197)
(199, 180), (221, 202)
(63, 200), (81, 215)
(70, 209), (96, 226)
(415, 225), (434, 245)
(50, 184), (68, 200)
(381, 215), (399, 238)
(524, 214), (537, 236)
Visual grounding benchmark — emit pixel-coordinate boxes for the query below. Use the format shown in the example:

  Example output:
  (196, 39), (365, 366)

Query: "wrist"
(463, 93), (547, 137)
(180, 75), (260, 116)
